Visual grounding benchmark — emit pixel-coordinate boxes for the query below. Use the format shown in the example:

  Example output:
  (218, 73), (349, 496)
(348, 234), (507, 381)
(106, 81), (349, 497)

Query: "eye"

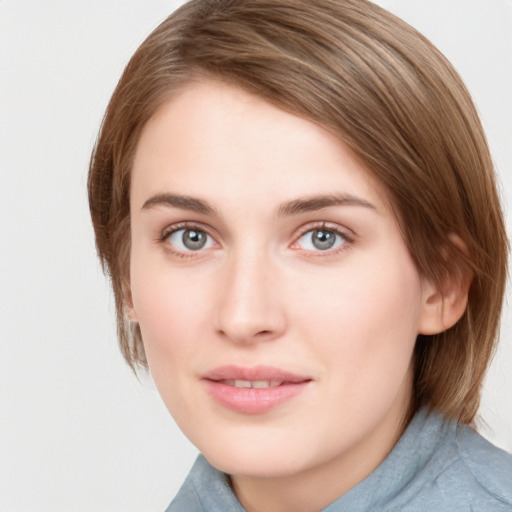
(296, 228), (347, 252)
(165, 228), (214, 252)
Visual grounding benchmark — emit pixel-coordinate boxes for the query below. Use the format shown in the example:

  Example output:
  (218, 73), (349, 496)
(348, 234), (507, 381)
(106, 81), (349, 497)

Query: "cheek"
(290, 252), (423, 396)
(130, 264), (215, 426)
(129, 253), (213, 367)
(293, 255), (422, 338)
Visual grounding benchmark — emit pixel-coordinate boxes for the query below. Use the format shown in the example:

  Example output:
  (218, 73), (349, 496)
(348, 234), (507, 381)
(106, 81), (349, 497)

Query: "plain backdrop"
(0, 1), (511, 511)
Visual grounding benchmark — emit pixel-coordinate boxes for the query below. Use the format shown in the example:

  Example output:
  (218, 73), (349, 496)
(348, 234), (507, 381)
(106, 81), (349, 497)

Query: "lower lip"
(203, 380), (310, 414)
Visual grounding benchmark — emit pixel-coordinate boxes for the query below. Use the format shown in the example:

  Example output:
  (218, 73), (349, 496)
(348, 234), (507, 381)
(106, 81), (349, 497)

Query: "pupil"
(183, 230), (206, 250)
(312, 230), (335, 250)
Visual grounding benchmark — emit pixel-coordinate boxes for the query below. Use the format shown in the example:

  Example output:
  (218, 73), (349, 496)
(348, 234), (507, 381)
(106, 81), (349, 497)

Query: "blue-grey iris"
(312, 230), (336, 250)
(183, 229), (207, 250)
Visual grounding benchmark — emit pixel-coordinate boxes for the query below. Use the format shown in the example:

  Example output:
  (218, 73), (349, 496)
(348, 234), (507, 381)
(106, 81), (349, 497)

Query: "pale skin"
(127, 80), (469, 512)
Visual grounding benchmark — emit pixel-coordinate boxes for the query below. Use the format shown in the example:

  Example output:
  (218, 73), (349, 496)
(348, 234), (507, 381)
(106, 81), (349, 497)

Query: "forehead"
(130, 80), (389, 214)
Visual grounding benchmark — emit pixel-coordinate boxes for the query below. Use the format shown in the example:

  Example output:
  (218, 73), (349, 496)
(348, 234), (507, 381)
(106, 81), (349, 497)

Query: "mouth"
(218, 379), (285, 388)
(202, 365), (312, 414)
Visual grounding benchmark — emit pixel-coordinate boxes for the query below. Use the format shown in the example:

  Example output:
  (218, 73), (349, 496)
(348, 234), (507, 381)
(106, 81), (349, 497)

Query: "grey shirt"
(166, 408), (512, 511)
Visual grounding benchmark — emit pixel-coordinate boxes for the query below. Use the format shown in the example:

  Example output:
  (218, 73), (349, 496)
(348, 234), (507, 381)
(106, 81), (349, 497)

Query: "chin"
(205, 448), (305, 479)
(192, 425), (328, 479)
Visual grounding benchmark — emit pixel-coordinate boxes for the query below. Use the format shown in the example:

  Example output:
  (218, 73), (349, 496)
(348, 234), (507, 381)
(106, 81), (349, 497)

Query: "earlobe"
(126, 305), (138, 322)
(123, 283), (139, 322)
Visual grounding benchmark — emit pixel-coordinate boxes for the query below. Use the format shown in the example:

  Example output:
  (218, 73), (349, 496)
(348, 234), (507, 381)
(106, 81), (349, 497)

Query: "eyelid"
(160, 220), (217, 239)
(159, 221), (219, 257)
(290, 222), (355, 253)
(293, 221), (354, 241)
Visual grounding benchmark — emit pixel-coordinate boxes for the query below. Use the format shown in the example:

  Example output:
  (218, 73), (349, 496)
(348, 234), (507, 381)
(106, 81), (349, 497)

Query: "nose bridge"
(215, 241), (285, 343)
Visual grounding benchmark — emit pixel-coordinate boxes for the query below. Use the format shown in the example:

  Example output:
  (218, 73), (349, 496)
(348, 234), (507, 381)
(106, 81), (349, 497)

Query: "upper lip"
(203, 365), (312, 383)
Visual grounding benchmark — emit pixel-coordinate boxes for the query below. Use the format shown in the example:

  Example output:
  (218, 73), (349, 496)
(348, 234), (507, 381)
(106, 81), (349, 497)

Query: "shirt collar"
(178, 408), (455, 512)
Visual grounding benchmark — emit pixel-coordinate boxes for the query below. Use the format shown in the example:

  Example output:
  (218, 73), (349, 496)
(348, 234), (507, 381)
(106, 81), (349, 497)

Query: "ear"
(418, 236), (472, 335)
(123, 281), (139, 323)
(126, 304), (138, 323)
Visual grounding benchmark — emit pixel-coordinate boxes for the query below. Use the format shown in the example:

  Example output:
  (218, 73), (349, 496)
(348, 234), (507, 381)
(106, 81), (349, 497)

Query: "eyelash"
(292, 222), (354, 257)
(158, 221), (354, 258)
(159, 222), (217, 259)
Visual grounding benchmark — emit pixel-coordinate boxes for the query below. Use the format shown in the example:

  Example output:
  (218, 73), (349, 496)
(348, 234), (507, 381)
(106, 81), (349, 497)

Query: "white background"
(0, 1), (511, 511)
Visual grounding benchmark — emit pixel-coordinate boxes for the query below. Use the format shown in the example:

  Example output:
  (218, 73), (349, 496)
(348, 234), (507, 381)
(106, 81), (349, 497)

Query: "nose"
(214, 250), (287, 344)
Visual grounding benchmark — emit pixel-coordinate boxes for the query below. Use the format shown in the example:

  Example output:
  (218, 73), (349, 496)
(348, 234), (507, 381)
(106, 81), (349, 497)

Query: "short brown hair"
(88, 0), (508, 424)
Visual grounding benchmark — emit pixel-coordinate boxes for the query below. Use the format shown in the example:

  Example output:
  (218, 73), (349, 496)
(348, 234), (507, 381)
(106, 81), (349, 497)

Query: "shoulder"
(433, 423), (512, 511)
(165, 455), (245, 512)
(164, 475), (203, 512)
(164, 456), (208, 512)
(387, 410), (512, 512)
(455, 424), (512, 500)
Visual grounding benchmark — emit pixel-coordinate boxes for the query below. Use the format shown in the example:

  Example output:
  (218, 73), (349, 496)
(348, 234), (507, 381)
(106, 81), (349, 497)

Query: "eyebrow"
(140, 192), (376, 217)
(141, 193), (218, 215)
(277, 193), (376, 217)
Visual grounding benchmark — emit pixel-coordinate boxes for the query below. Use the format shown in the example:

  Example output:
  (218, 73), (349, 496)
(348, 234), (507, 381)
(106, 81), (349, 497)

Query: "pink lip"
(202, 365), (312, 414)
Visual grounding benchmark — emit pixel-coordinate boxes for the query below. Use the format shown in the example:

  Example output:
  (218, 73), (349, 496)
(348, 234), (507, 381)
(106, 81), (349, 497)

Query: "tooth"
(270, 381), (282, 387)
(252, 381), (270, 388)
(234, 380), (252, 388)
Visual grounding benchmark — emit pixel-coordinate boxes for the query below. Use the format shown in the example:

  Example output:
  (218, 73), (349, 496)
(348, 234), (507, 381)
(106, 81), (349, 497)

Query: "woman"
(88, 1), (512, 510)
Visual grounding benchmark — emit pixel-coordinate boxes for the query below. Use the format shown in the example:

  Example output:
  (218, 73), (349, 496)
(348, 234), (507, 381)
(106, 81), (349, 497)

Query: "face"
(129, 80), (433, 488)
